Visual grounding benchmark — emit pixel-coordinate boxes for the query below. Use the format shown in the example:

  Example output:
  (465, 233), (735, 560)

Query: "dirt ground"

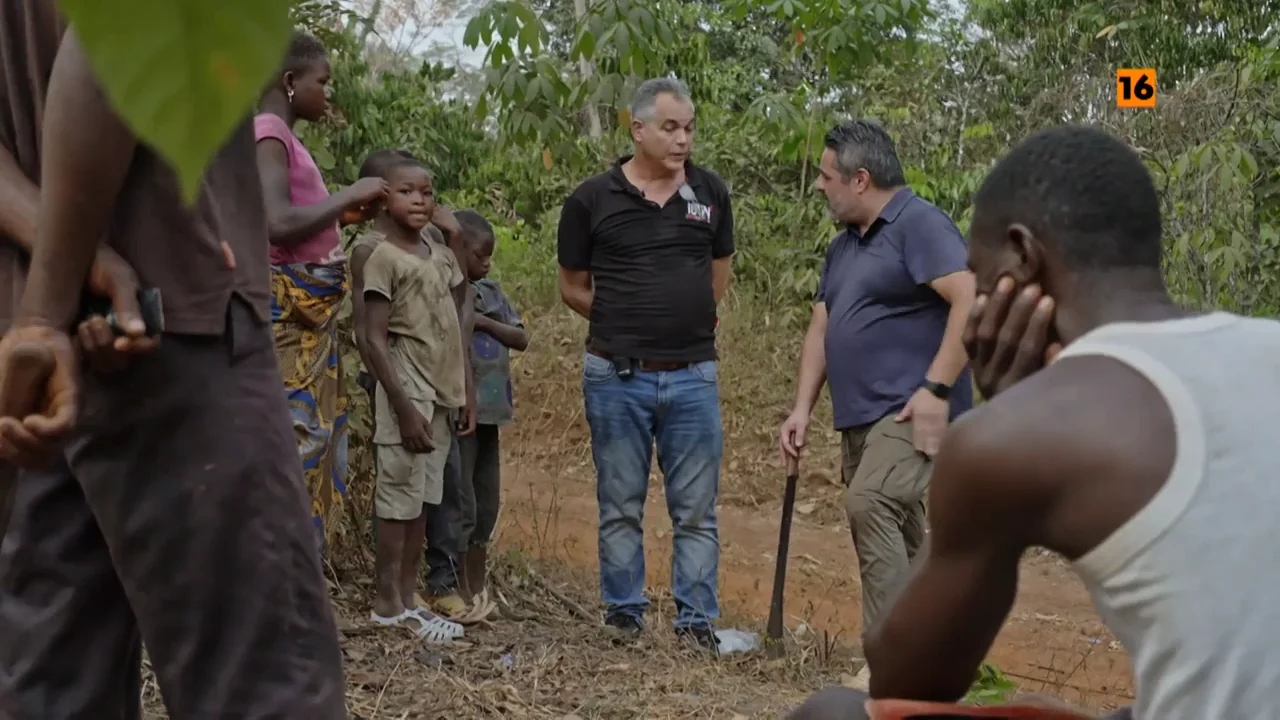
(495, 461), (1135, 712)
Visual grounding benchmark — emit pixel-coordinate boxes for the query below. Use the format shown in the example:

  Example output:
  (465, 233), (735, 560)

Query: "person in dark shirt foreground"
(0, 6), (347, 717)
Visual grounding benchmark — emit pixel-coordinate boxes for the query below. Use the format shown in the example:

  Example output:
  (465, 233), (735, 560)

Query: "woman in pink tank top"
(254, 32), (385, 549)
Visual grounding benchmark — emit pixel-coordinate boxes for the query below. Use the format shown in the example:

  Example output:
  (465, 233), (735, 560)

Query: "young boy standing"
(358, 152), (471, 643)
(454, 210), (528, 606)
(349, 150), (476, 624)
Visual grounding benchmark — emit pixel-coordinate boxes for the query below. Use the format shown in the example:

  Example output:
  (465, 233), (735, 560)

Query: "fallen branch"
(490, 574), (538, 622)
(529, 569), (595, 621)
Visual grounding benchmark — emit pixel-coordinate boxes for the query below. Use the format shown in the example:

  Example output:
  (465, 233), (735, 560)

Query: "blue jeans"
(582, 352), (723, 630)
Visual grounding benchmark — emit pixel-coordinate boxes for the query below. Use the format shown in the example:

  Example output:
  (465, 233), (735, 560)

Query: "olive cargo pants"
(842, 414), (931, 635)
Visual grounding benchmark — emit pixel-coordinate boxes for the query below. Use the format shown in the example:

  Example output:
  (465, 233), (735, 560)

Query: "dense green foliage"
(283, 0), (1280, 324)
(66, 0), (1280, 314)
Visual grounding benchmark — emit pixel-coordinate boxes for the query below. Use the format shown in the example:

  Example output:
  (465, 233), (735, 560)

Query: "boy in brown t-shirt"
(359, 152), (470, 643)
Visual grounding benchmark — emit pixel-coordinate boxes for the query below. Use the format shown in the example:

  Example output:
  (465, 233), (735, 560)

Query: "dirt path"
(496, 461), (1135, 711)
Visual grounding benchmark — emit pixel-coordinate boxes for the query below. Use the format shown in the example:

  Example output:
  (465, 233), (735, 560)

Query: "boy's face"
(465, 235), (495, 280)
(384, 165), (435, 231)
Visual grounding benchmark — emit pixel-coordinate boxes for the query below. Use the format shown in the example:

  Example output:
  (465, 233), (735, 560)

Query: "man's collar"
(844, 187), (915, 239)
(608, 154), (705, 192)
(879, 186), (914, 223)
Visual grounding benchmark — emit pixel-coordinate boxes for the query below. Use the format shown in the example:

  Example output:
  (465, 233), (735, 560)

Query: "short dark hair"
(359, 148), (419, 180)
(283, 31), (328, 75)
(824, 120), (906, 188)
(454, 209), (495, 246)
(973, 125), (1163, 271)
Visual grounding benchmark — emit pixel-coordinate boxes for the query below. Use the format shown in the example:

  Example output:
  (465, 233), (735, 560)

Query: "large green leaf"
(58, 0), (294, 203)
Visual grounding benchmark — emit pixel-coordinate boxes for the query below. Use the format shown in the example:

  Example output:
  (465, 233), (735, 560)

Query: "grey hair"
(823, 119), (906, 188)
(630, 77), (693, 122)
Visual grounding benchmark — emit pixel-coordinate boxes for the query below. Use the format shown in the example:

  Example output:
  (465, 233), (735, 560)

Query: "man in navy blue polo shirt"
(557, 77), (733, 653)
(779, 120), (974, 668)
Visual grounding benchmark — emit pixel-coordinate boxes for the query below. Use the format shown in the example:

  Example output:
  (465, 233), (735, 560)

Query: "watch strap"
(921, 379), (951, 400)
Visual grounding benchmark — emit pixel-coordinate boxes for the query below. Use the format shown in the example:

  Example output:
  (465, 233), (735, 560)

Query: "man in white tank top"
(791, 125), (1280, 719)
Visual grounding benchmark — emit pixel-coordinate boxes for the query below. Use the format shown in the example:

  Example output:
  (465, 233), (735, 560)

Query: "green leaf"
(463, 16), (483, 49)
(1240, 148), (1259, 177)
(59, 0), (293, 204)
(311, 144), (336, 171)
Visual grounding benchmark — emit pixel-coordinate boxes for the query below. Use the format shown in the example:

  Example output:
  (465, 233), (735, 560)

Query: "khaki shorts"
(374, 402), (453, 521)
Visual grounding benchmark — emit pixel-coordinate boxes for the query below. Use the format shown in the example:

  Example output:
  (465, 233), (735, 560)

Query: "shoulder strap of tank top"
(1055, 338), (1208, 579)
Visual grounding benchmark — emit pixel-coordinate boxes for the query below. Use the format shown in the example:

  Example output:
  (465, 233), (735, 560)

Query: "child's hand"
(398, 408), (435, 454)
(456, 400), (476, 437)
(430, 205), (463, 239)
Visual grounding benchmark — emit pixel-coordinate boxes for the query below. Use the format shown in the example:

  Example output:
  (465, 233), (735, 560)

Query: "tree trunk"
(574, 0), (603, 138)
(357, 0), (383, 51)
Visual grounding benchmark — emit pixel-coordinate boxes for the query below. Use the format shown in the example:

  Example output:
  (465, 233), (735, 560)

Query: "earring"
(287, 88), (294, 103)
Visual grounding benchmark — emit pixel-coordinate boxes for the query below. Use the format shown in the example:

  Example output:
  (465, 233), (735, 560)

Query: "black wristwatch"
(920, 379), (952, 400)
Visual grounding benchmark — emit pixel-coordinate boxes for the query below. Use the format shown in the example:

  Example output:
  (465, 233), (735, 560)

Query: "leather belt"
(588, 348), (690, 372)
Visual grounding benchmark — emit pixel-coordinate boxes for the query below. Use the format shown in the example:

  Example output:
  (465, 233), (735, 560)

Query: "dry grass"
(141, 550), (860, 719)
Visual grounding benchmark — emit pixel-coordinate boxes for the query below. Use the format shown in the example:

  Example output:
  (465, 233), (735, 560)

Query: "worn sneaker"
(423, 592), (469, 620)
(675, 625), (721, 655)
(604, 614), (644, 643)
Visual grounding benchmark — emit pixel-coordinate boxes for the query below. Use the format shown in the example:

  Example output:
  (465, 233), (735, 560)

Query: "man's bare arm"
(712, 256), (732, 303)
(559, 267), (593, 319)
(925, 270), (976, 386)
(793, 303), (829, 416)
(0, 147), (38, 252)
(862, 412), (1036, 701)
(20, 31), (136, 329)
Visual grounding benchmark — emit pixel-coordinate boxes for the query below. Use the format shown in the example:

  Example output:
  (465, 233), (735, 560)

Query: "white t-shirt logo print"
(679, 183), (712, 224)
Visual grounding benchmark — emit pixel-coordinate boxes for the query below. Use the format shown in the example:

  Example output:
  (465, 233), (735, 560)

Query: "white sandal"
(405, 607), (465, 642)
(370, 610), (409, 627)
(370, 609), (462, 644)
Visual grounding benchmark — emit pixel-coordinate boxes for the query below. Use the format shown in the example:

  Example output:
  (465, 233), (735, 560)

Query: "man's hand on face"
(895, 388), (948, 456)
(962, 276), (1063, 400)
(0, 326), (79, 469)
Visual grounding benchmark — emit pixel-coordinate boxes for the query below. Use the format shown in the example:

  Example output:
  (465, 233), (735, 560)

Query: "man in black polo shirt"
(557, 77), (733, 652)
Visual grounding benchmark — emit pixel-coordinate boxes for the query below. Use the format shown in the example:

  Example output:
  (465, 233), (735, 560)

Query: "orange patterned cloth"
(270, 262), (349, 545)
